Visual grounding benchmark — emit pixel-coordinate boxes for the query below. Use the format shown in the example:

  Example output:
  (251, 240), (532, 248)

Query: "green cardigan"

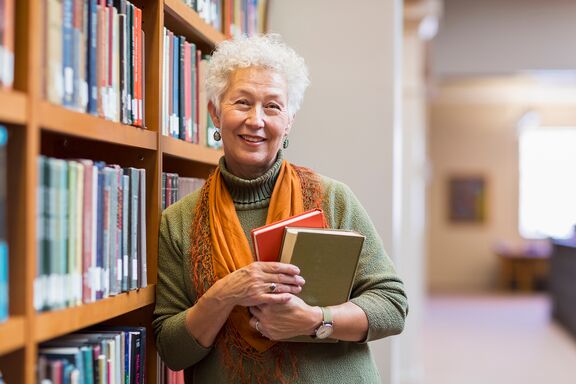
(153, 156), (408, 383)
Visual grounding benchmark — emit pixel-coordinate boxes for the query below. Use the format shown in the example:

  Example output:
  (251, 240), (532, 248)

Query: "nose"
(246, 105), (265, 128)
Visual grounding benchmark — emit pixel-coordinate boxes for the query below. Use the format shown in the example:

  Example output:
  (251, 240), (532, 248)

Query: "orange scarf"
(190, 159), (323, 382)
(208, 160), (304, 351)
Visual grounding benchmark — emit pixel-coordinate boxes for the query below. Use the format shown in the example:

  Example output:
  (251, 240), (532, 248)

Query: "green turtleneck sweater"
(153, 153), (408, 383)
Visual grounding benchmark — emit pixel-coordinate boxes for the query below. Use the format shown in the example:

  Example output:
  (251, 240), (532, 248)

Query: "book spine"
(132, 6), (142, 126)
(0, 126), (7, 321)
(62, 0), (75, 107)
(178, 36), (186, 141)
(138, 168), (146, 288)
(81, 160), (94, 304)
(121, 174), (129, 292)
(86, 0), (98, 114)
(171, 34), (178, 138)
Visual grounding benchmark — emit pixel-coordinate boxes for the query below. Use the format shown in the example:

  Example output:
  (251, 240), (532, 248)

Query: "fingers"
(258, 262), (301, 276)
(249, 315), (267, 338)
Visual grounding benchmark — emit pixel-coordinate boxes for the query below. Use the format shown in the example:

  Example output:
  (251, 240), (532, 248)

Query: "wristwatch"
(314, 307), (334, 339)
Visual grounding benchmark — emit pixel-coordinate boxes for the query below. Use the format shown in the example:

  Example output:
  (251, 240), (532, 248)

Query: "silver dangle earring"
(213, 129), (221, 142)
(282, 137), (289, 149)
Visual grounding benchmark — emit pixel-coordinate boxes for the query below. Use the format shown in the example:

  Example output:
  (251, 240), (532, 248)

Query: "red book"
(251, 209), (326, 262)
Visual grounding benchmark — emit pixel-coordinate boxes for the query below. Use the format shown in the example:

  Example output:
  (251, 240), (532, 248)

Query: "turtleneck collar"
(219, 150), (284, 210)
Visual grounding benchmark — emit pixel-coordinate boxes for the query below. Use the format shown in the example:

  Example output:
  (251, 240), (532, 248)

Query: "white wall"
(432, 0), (576, 76)
(267, 1), (403, 382)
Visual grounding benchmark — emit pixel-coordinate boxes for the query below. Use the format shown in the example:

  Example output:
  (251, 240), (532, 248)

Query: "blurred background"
(268, 0), (576, 383)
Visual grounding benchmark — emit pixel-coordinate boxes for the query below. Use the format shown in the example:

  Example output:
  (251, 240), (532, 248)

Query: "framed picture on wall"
(447, 175), (487, 223)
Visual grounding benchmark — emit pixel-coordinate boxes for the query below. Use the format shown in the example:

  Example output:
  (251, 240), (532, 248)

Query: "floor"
(421, 294), (576, 384)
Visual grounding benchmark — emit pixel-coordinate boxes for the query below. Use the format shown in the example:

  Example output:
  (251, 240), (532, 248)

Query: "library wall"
(431, 0), (576, 76)
(428, 77), (576, 292)
(267, 0), (403, 382)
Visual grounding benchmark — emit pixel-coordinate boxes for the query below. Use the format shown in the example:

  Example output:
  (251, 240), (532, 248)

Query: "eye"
(235, 99), (250, 106)
(266, 103), (282, 110)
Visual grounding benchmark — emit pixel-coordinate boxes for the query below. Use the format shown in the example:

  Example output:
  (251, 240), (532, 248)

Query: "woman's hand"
(209, 262), (305, 309)
(248, 295), (322, 340)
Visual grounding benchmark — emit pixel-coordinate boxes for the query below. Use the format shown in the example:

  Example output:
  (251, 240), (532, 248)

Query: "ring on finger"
(269, 282), (277, 293)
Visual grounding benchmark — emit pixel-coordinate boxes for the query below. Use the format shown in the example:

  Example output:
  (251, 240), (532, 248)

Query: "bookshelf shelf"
(34, 285), (156, 343)
(0, 89), (27, 125)
(0, 316), (26, 355)
(0, 0), (267, 382)
(164, 0), (226, 48)
(39, 102), (158, 150)
(161, 135), (222, 165)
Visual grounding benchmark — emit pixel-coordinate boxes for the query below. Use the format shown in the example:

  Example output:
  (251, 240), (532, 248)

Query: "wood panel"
(0, 316), (26, 354)
(164, 0), (225, 52)
(161, 135), (222, 165)
(39, 102), (158, 150)
(0, 90), (27, 125)
(34, 285), (156, 343)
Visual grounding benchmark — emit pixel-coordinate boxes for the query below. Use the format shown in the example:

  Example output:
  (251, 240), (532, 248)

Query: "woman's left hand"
(248, 295), (322, 340)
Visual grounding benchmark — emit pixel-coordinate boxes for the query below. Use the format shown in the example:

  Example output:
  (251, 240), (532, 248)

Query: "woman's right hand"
(208, 262), (305, 309)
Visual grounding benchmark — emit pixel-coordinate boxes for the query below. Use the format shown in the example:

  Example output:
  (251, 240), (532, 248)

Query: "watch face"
(315, 324), (333, 339)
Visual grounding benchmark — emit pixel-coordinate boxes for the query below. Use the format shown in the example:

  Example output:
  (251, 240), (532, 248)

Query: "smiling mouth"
(239, 135), (265, 143)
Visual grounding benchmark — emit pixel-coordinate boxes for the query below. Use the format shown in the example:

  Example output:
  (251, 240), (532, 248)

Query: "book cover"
(250, 209), (325, 262)
(279, 227), (364, 306)
(279, 227), (365, 343)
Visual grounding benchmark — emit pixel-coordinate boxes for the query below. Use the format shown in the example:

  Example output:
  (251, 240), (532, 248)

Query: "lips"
(239, 135), (265, 143)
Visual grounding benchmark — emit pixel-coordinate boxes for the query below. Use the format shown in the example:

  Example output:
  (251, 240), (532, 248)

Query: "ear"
(208, 101), (221, 128)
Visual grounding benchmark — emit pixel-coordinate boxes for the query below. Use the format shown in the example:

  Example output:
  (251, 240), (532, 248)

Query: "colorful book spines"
(35, 156), (147, 312)
(38, 326), (146, 384)
(225, 0), (267, 38)
(162, 28), (203, 144)
(43, 0), (145, 127)
(161, 172), (205, 210)
(0, 125), (7, 322)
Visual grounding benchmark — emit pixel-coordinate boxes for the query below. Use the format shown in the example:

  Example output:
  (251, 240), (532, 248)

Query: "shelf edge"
(34, 285), (156, 343)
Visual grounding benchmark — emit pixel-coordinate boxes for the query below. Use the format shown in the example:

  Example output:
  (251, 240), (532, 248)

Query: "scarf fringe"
(189, 162), (323, 383)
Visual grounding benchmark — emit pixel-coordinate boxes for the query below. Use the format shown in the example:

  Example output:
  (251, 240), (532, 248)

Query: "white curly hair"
(205, 33), (310, 116)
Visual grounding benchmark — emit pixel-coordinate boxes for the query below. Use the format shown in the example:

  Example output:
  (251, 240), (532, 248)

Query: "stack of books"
(161, 172), (205, 210)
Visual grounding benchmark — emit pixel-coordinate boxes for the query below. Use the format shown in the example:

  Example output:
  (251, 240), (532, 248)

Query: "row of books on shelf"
(225, 0), (268, 38)
(44, 0), (145, 126)
(0, 126), (7, 323)
(161, 26), (222, 149)
(36, 156), (147, 312)
(161, 172), (205, 210)
(157, 358), (184, 384)
(162, 27), (203, 144)
(38, 326), (146, 384)
(180, 0), (268, 38)
(0, 0), (15, 89)
(183, 0), (223, 33)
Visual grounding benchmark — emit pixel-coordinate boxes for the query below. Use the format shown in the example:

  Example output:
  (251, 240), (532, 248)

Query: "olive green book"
(279, 227), (365, 342)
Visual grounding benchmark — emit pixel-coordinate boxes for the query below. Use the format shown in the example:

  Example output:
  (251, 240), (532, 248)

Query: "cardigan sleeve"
(321, 177), (408, 342)
(152, 194), (213, 371)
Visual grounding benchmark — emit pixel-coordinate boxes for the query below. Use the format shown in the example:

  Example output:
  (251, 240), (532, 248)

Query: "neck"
(219, 151), (284, 210)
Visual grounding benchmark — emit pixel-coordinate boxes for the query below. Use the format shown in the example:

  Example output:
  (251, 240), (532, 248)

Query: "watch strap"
(320, 306), (333, 325)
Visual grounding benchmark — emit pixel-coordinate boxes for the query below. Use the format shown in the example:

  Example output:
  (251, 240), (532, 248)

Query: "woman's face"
(209, 67), (293, 179)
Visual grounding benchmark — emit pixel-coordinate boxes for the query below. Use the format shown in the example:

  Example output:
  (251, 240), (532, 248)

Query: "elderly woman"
(153, 34), (408, 383)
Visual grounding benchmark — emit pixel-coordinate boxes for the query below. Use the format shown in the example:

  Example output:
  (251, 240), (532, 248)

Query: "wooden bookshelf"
(34, 285), (156, 343)
(0, 316), (26, 355)
(39, 102), (158, 150)
(164, 0), (226, 49)
(0, 90), (27, 125)
(0, 0), (238, 382)
(161, 135), (222, 165)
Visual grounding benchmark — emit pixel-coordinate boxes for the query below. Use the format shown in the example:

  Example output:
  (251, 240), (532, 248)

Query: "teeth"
(241, 135), (263, 143)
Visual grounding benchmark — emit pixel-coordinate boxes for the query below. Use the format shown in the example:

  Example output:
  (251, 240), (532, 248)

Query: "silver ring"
(255, 320), (261, 333)
(269, 282), (277, 293)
